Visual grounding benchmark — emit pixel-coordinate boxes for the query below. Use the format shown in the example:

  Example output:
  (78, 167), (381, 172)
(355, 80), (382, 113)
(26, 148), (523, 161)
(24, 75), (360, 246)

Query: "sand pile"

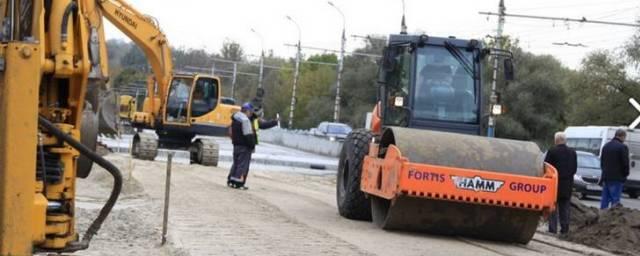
(567, 198), (640, 255)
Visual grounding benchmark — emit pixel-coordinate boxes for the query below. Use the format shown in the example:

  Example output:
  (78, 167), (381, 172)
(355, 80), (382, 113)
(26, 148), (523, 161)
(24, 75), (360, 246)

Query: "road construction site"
(71, 139), (638, 256)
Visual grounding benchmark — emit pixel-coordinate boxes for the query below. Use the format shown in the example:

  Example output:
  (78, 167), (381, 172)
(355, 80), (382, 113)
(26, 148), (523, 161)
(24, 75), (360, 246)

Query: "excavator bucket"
(97, 89), (119, 135)
(362, 127), (557, 244)
(84, 82), (119, 136)
(78, 84), (119, 178)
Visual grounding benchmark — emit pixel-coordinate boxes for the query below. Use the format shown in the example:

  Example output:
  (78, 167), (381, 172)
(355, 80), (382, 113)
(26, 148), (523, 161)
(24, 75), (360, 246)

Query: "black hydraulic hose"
(60, 1), (77, 44)
(37, 116), (122, 252)
(38, 136), (47, 189)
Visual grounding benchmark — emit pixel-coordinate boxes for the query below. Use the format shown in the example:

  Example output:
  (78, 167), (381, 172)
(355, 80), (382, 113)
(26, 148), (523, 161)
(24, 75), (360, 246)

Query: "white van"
(564, 126), (640, 199)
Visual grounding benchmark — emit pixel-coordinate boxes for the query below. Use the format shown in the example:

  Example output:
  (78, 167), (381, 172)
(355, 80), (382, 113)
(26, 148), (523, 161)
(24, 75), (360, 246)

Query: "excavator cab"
(337, 34), (557, 244)
(164, 74), (220, 125)
(160, 73), (237, 135)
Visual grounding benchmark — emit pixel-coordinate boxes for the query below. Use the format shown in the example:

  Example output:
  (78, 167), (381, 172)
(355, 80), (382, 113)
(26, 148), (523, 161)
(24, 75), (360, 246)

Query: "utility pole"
(232, 62), (237, 99)
(286, 15), (302, 129)
(487, 0), (505, 138)
(258, 51), (264, 89)
(329, 1), (346, 122)
(210, 60), (216, 76)
(479, 1), (640, 137)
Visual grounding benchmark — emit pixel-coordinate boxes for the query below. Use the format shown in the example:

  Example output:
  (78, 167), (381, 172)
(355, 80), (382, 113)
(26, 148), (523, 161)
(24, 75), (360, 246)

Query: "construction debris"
(567, 197), (640, 256)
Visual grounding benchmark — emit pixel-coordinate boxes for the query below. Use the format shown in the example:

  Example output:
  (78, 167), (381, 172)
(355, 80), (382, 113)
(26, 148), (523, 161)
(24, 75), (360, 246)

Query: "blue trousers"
(600, 181), (624, 209)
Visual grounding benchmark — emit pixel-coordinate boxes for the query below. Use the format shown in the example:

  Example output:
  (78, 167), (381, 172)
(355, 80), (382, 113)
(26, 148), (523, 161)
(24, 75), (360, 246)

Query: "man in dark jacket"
(544, 132), (577, 235)
(250, 107), (279, 145)
(227, 103), (256, 190)
(600, 129), (630, 209)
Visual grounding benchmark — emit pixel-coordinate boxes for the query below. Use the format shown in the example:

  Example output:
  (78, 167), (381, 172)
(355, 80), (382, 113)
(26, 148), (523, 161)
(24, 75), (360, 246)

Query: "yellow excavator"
(0, 0), (231, 254)
(99, 1), (239, 167)
(124, 71), (239, 166)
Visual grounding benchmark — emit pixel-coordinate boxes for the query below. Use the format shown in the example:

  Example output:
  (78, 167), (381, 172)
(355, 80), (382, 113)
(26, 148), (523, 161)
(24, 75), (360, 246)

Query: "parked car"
(573, 151), (603, 199)
(311, 122), (352, 141)
(221, 97), (237, 105)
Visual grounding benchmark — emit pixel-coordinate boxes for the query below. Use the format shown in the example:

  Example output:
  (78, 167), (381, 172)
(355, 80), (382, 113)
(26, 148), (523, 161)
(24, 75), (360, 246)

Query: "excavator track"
(192, 139), (219, 167)
(132, 133), (158, 161)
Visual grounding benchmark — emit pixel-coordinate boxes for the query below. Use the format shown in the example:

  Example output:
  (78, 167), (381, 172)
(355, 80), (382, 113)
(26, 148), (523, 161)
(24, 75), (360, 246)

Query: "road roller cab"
(337, 34), (558, 244)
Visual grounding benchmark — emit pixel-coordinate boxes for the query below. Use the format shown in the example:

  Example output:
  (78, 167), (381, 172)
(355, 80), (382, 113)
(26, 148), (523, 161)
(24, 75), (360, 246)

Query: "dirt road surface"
(75, 154), (615, 256)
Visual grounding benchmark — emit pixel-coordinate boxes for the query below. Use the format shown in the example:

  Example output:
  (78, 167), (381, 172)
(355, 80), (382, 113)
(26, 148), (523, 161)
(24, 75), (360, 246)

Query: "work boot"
(227, 181), (239, 189)
(558, 233), (569, 240)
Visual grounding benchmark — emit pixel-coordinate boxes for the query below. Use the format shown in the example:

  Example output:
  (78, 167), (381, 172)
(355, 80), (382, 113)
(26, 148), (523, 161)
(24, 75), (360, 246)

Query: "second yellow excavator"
(94, 1), (239, 167)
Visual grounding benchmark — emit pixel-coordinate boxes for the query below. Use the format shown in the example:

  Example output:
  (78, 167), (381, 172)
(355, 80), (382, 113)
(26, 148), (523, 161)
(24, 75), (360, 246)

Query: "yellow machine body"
(0, 0), (191, 254)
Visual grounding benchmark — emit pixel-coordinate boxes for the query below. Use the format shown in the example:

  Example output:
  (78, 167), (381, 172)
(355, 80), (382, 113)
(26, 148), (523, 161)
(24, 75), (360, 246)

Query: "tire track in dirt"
(134, 163), (370, 256)
(241, 172), (614, 256)
(81, 154), (614, 256)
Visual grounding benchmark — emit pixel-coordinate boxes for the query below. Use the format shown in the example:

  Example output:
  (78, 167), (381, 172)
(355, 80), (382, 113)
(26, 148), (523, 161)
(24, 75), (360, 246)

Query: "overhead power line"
(284, 43), (382, 58)
(552, 42), (589, 48)
(184, 65), (258, 77)
(479, 11), (640, 28)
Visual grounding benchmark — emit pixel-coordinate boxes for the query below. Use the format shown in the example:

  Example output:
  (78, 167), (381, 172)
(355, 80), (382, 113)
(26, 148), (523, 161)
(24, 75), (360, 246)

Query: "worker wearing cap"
(227, 102), (256, 190)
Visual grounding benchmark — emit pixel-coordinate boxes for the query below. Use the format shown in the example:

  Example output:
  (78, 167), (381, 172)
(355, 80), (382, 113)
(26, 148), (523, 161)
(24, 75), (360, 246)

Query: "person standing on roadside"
(227, 103), (256, 190)
(600, 129), (630, 209)
(250, 107), (279, 145)
(545, 132), (577, 235)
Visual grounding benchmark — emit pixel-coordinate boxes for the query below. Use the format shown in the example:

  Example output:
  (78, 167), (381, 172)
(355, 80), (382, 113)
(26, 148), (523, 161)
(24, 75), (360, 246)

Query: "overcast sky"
(104, 0), (639, 69)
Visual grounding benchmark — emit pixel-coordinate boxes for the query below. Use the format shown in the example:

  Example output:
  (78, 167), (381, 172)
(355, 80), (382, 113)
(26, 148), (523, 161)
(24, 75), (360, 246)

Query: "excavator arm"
(84, 0), (173, 123)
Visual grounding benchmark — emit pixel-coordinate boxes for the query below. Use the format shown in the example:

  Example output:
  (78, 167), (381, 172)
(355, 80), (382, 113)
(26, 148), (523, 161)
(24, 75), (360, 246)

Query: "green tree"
(494, 47), (570, 147)
(221, 39), (244, 62)
(565, 50), (640, 126)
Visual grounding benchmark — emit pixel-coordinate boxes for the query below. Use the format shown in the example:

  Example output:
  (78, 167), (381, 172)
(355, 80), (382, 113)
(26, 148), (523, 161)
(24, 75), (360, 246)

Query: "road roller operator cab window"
(191, 78), (219, 117)
(382, 45), (412, 127)
(167, 77), (193, 122)
(414, 46), (478, 123)
(380, 39), (481, 128)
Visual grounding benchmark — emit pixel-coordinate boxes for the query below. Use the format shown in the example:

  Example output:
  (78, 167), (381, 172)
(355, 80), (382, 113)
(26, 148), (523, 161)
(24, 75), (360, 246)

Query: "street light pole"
(328, 1), (345, 123)
(231, 62), (237, 99)
(250, 28), (265, 89)
(286, 15), (302, 129)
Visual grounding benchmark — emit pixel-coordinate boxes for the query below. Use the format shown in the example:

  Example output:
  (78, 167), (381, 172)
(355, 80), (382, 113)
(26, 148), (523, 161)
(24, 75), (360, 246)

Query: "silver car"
(573, 151), (603, 199)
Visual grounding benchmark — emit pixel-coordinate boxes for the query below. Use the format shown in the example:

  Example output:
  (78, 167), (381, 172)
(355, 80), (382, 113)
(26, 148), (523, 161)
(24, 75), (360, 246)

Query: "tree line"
(107, 25), (640, 149)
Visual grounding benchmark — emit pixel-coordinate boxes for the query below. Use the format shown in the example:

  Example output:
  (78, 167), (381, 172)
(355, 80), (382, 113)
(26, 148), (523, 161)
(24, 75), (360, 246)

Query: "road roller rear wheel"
(337, 129), (373, 221)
